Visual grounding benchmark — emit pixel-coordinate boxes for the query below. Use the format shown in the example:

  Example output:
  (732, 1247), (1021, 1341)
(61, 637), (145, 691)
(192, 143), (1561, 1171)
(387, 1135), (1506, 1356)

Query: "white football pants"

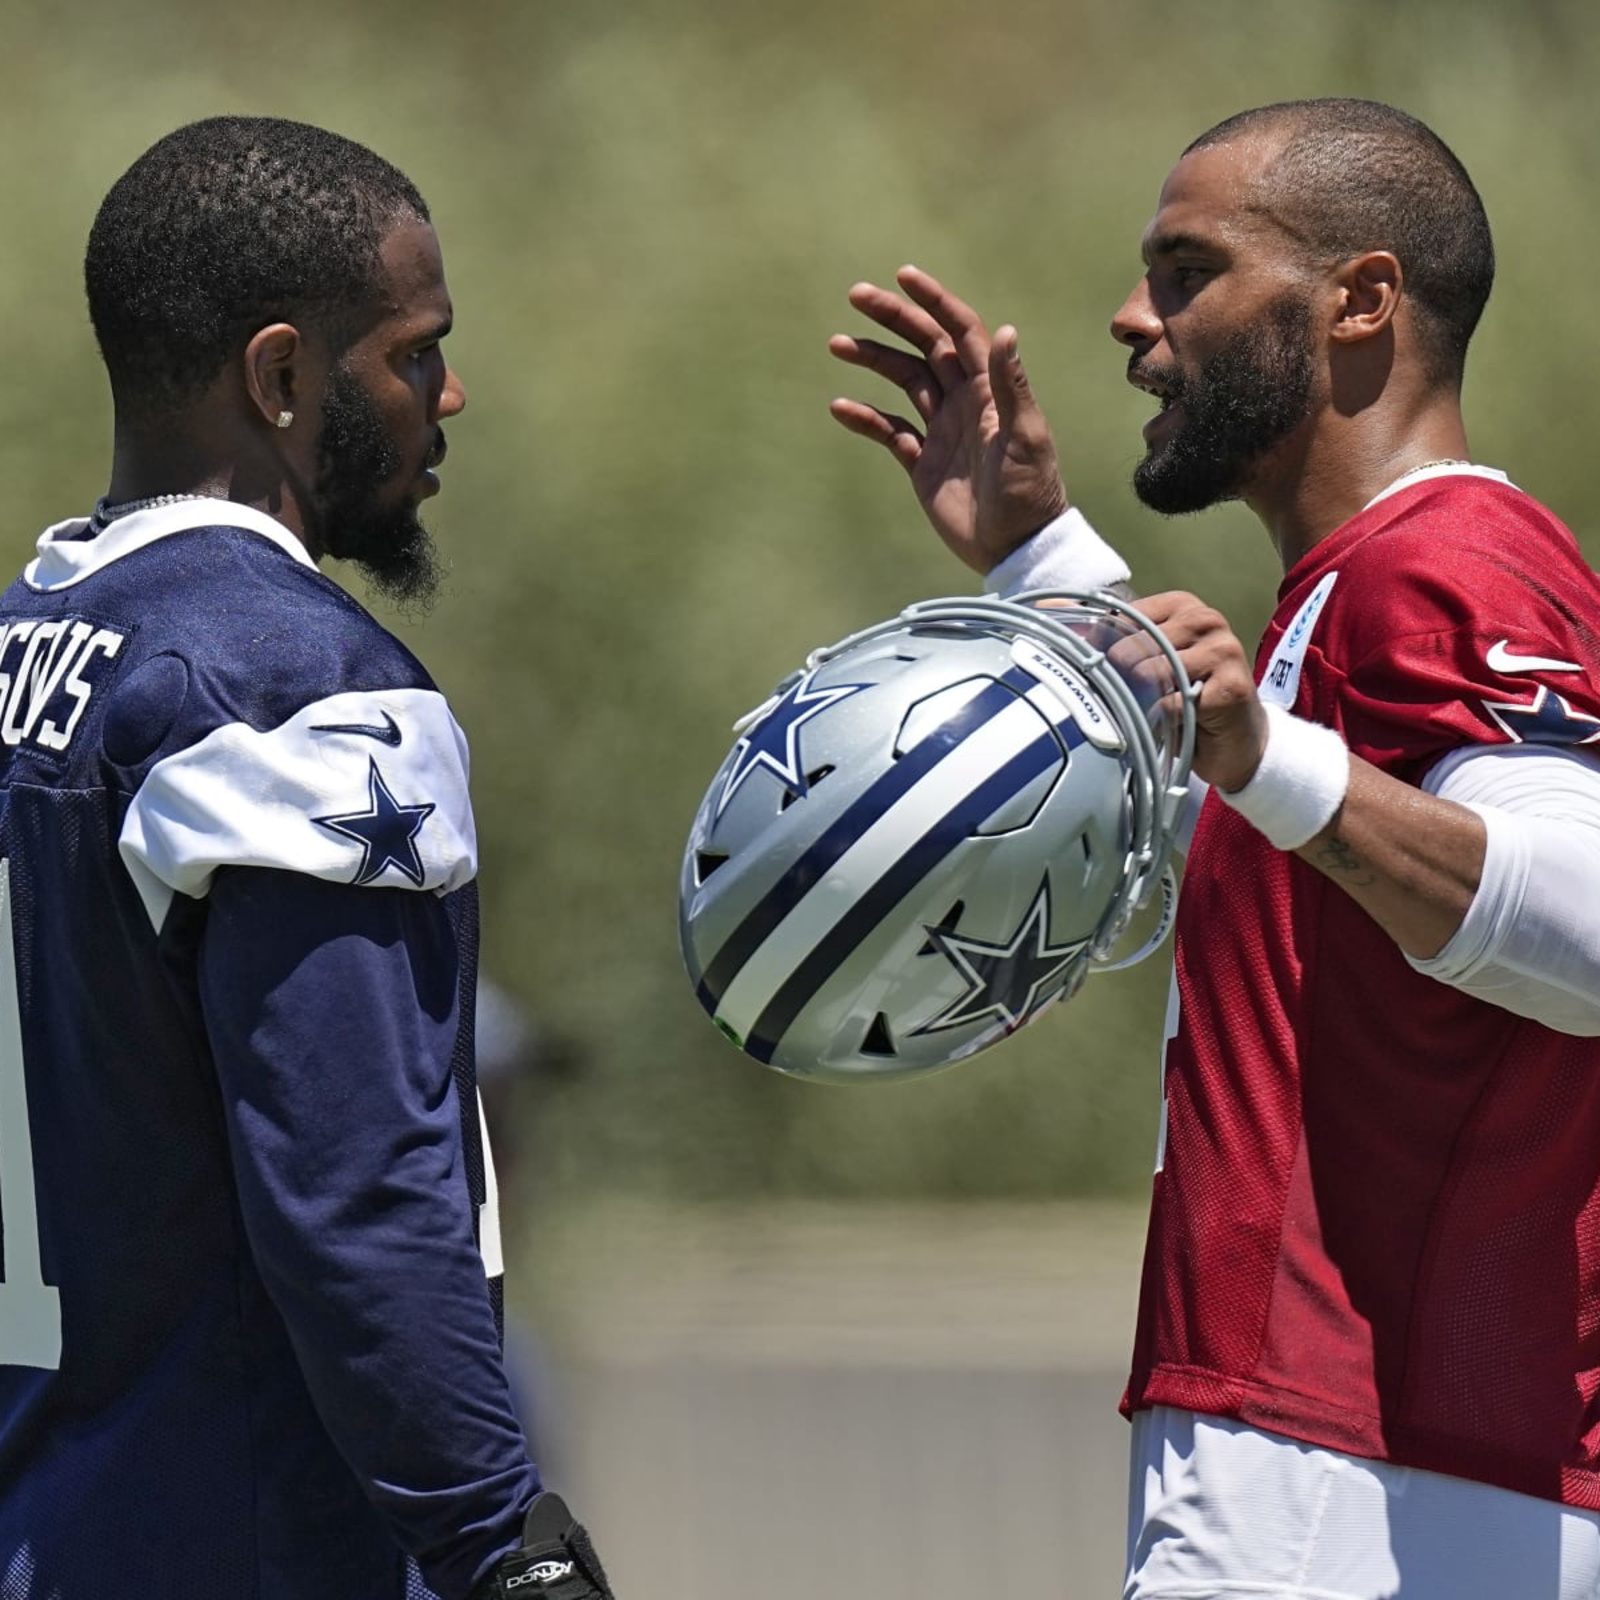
(1126, 1406), (1600, 1600)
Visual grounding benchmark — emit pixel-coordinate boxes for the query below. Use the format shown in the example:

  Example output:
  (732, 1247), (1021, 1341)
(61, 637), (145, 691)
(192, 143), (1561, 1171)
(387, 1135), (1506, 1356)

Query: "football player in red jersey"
(833, 98), (1600, 1599)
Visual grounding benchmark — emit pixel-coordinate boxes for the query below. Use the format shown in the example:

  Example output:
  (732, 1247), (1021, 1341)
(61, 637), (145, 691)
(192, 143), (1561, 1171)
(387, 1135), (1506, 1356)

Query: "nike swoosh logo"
(310, 711), (403, 747)
(1486, 639), (1582, 675)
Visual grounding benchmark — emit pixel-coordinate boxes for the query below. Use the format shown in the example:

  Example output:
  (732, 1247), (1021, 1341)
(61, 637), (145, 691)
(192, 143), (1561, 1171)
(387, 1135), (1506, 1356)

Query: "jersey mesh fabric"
(0, 518), (531, 1598)
(1125, 475), (1600, 1507)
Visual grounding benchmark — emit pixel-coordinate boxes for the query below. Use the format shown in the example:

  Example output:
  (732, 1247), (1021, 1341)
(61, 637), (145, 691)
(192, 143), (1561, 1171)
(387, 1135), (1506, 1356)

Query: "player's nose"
(1111, 279), (1162, 351)
(439, 362), (466, 420)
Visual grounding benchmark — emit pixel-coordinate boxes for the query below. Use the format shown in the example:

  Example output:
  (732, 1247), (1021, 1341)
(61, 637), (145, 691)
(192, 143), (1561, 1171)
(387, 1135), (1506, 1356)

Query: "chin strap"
(1091, 864), (1179, 973)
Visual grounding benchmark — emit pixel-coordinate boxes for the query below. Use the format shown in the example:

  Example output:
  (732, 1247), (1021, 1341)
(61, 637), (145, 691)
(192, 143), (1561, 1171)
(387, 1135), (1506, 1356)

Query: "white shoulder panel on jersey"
(119, 686), (477, 921)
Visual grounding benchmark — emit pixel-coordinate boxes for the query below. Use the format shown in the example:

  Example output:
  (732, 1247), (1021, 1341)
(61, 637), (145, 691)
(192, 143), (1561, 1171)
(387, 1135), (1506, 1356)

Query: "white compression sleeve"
(981, 509), (1212, 857)
(983, 507), (1132, 597)
(1410, 744), (1600, 1036)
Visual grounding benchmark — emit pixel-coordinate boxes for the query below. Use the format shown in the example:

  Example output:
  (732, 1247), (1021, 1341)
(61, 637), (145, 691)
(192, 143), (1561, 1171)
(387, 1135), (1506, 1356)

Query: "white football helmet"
(678, 591), (1196, 1083)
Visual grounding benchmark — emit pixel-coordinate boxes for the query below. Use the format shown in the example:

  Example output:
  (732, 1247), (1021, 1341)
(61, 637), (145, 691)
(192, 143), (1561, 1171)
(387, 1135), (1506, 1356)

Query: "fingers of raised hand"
(895, 265), (994, 379)
(846, 279), (969, 390)
(827, 397), (924, 471)
(828, 334), (942, 424)
(986, 326), (1043, 435)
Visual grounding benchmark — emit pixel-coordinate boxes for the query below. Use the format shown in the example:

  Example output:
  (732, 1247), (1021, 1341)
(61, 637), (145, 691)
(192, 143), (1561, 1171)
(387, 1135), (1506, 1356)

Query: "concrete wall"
(515, 1202), (1150, 1600)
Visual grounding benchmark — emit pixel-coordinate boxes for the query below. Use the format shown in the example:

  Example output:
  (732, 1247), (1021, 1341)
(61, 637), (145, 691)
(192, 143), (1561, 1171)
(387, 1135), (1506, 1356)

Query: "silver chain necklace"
(1388, 458), (1471, 489)
(89, 491), (212, 531)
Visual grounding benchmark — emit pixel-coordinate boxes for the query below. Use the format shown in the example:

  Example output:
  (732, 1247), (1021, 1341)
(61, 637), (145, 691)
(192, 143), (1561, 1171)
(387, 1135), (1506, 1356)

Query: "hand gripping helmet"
(678, 590), (1196, 1083)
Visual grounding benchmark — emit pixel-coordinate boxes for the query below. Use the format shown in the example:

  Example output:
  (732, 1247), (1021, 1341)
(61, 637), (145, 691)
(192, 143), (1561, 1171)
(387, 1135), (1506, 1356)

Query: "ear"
(1329, 251), (1402, 346)
(243, 323), (308, 430)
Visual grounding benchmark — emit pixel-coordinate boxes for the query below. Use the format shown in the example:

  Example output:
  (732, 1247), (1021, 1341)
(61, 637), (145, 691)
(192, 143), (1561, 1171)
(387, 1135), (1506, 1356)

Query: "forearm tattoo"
(1313, 835), (1378, 888)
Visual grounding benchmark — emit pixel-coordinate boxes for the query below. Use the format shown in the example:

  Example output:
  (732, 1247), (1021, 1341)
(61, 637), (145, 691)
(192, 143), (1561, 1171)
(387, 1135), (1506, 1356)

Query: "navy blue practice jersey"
(0, 502), (538, 1599)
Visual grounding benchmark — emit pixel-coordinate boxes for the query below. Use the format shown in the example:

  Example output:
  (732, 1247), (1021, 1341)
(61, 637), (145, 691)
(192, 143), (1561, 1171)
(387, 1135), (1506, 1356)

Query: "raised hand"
(828, 266), (1070, 576)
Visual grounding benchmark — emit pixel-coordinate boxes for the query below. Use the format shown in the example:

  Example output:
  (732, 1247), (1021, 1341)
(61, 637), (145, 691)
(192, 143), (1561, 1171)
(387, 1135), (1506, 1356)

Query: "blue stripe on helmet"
(697, 665), (1052, 1015)
(695, 674), (1013, 1010)
(741, 721), (1077, 1065)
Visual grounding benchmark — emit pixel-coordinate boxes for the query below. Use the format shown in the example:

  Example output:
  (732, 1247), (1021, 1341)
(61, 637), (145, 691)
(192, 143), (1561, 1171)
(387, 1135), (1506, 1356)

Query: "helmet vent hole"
(861, 1012), (897, 1057)
(1077, 833), (1095, 883)
(695, 850), (730, 885)
(780, 766), (835, 810)
(917, 899), (965, 955)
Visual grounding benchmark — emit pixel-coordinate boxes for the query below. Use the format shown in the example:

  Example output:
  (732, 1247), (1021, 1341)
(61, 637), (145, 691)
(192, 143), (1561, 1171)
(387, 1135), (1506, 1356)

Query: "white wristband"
(984, 506), (1133, 598)
(1217, 702), (1350, 850)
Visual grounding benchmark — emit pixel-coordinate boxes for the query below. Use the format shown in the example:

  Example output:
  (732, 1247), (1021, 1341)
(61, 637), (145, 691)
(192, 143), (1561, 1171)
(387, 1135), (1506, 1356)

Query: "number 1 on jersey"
(0, 857), (62, 1369)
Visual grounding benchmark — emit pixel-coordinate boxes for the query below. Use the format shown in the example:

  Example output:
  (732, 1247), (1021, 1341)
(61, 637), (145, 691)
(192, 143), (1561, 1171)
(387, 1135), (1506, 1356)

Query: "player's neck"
(1248, 409), (1471, 573)
(105, 426), (314, 554)
(104, 434), (230, 509)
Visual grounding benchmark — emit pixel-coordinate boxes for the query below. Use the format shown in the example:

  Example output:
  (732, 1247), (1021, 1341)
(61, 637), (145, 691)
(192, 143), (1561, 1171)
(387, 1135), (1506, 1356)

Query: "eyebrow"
(1141, 229), (1223, 265)
(408, 312), (454, 345)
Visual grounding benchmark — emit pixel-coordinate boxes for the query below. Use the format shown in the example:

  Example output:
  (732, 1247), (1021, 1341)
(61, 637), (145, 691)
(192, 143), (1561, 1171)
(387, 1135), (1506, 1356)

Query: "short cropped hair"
(1189, 99), (1494, 385)
(85, 116), (429, 420)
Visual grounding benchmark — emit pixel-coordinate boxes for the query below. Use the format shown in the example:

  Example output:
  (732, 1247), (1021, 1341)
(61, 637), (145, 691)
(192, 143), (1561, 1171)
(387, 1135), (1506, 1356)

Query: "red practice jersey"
(1124, 470), (1600, 1507)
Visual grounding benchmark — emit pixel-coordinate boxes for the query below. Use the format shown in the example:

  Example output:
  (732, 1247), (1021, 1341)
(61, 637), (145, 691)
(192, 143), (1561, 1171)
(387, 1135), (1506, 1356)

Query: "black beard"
(313, 365), (443, 608)
(1131, 293), (1316, 515)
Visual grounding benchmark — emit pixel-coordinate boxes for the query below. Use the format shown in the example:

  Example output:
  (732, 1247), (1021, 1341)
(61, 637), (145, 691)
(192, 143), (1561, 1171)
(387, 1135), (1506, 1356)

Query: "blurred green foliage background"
(4, 0), (1599, 1207)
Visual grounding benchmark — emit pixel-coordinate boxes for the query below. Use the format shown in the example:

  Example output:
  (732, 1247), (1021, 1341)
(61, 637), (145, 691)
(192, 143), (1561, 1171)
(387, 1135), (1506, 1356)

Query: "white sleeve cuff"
(983, 507), (1132, 598)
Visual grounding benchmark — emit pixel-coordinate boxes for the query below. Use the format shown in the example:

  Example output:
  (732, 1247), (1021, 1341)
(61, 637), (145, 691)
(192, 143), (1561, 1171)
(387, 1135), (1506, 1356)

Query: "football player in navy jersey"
(0, 117), (612, 1600)
(834, 100), (1600, 1599)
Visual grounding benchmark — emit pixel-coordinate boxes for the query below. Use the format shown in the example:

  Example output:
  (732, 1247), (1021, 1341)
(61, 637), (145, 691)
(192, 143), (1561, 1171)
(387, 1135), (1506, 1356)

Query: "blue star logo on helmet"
(714, 669), (866, 818)
(679, 590), (1197, 1081)
(914, 877), (1087, 1035)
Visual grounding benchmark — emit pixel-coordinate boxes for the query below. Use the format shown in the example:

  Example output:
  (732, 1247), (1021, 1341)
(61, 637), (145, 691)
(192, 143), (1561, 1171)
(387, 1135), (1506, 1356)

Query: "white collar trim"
(25, 498), (317, 592)
(1362, 461), (1511, 513)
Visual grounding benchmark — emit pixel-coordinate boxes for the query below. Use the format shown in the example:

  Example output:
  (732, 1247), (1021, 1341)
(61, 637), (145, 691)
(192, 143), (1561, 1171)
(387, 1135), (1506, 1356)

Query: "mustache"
(425, 429), (447, 471)
(1127, 354), (1187, 400)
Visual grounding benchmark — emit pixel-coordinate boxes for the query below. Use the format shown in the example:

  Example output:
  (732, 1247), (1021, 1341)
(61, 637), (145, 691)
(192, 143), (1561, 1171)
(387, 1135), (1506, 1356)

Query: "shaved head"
(1187, 99), (1494, 386)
